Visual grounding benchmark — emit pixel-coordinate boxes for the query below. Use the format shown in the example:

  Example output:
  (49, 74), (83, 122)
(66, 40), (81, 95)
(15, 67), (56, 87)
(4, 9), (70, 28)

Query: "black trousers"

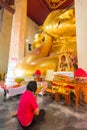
(18, 109), (45, 130)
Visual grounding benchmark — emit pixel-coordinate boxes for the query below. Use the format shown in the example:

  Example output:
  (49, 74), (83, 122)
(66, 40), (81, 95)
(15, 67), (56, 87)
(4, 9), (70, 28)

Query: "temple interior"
(0, 0), (87, 130)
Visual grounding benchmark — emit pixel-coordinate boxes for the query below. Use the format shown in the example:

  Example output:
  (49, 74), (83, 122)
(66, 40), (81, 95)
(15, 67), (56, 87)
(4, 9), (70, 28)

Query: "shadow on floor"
(0, 92), (87, 130)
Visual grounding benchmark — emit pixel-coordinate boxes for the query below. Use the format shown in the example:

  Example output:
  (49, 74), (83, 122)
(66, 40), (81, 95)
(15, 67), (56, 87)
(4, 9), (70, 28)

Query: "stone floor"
(0, 92), (87, 130)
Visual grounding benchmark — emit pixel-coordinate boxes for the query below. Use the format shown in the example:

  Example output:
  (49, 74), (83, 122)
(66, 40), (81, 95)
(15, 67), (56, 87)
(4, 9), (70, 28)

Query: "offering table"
(0, 81), (48, 98)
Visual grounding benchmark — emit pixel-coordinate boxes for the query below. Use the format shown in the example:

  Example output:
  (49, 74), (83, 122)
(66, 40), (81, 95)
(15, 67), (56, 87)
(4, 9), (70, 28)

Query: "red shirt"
(17, 90), (38, 127)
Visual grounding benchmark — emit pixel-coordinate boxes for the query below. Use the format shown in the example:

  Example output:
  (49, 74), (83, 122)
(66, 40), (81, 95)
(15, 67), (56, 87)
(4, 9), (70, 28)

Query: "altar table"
(74, 82), (87, 108)
(0, 81), (48, 98)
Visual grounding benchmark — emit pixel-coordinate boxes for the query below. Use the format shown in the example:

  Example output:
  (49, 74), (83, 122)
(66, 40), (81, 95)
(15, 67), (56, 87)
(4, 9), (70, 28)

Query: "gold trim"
(46, 0), (67, 9)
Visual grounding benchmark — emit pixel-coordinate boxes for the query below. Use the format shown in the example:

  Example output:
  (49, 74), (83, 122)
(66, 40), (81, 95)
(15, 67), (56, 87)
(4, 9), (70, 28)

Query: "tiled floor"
(0, 92), (87, 130)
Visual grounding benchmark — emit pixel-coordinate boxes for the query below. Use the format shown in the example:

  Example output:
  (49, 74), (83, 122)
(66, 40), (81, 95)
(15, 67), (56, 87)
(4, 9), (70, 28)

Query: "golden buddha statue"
(15, 8), (77, 77)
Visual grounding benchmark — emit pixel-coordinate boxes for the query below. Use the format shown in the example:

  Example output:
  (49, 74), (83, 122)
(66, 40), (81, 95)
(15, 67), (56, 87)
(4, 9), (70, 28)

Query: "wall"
(75, 0), (87, 71)
(25, 17), (39, 55)
(0, 9), (39, 73)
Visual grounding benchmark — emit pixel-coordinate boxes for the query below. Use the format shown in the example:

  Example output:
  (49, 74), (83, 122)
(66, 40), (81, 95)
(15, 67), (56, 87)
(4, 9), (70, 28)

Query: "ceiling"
(0, 0), (74, 25)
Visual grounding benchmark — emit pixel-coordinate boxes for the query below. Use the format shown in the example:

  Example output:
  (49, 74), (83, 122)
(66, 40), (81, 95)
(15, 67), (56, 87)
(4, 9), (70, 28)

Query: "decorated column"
(75, 0), (87, 71)
(6, 0), (27, 86)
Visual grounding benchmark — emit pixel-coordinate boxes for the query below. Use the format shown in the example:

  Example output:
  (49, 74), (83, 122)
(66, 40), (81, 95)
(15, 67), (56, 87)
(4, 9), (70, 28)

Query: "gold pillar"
(6, 0), (27, 86)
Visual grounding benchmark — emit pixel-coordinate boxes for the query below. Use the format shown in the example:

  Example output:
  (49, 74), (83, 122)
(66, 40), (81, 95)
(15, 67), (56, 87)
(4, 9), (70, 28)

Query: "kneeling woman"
(17, 80), (45, 130)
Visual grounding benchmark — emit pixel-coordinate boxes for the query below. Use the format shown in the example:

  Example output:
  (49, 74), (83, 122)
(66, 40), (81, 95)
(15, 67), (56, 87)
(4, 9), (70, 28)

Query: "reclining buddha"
(15, 8), (77, 77)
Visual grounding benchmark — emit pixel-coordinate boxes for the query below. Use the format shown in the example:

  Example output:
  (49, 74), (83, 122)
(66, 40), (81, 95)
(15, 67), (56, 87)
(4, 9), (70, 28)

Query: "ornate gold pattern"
(45, 0), (67, 9)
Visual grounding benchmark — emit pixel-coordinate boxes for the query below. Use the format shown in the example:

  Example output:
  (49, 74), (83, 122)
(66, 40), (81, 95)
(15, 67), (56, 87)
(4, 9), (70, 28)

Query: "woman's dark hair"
(27, 80), (37, 92)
